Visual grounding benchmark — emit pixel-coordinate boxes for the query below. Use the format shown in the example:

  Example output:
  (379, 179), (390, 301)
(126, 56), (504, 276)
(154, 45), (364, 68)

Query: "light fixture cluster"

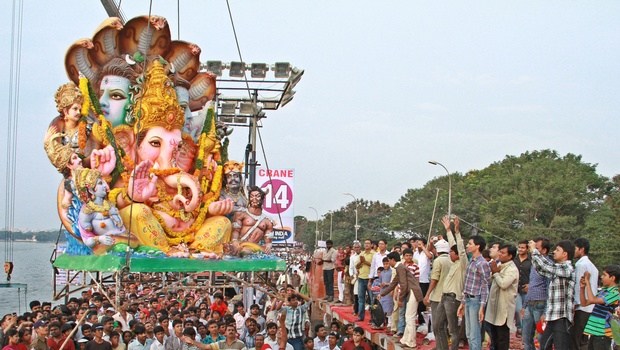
(204, 61), (295, 79)
(202, 61), (304, 126)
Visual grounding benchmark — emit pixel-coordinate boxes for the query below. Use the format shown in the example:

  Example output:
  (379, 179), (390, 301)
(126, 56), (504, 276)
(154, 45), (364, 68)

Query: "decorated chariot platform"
(52, 254), (286, 273)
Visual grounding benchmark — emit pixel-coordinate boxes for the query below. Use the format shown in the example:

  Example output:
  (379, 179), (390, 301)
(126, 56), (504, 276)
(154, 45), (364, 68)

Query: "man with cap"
(86, 324), (112, 350)
(32, 320), (51, 350)
(423, 237), (453, 349)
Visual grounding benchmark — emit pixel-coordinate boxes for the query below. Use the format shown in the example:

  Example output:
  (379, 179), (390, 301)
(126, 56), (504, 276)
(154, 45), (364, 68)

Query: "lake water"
(0, 242), (55, 315)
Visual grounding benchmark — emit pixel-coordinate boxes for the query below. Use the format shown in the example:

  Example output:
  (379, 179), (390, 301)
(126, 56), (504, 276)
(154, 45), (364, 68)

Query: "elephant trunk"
(163, 172), (200, 212)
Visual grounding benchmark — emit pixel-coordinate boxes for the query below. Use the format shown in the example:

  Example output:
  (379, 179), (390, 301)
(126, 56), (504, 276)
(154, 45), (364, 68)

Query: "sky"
(0, 1), (618, 231)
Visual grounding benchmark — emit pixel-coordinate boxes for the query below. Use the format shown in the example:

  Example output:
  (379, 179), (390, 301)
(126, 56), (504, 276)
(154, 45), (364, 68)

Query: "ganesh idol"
(98, 60), (233, 257)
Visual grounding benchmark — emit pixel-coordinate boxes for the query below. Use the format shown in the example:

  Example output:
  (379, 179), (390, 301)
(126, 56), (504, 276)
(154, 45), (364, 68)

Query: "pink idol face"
(138, 126), (183, 168)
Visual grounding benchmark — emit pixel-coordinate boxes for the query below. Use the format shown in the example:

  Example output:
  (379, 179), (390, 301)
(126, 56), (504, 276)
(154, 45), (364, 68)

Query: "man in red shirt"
(209, 293), (228, 317)
(47, 322), (75, 350)
(340, 327), (371, 350)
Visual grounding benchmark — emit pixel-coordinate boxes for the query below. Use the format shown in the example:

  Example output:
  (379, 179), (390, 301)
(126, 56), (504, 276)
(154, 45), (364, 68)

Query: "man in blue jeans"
(521, 237), (551, 350)
(457, 235), (491, 350)
(356, 239), (375, 321)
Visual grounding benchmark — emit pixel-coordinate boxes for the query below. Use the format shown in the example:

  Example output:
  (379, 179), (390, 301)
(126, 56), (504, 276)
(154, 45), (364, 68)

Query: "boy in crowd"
(580, 265), (620, 350)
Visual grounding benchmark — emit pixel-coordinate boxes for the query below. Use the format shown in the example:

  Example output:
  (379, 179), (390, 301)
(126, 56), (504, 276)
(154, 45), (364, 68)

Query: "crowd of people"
(316, 215), (619, 350)
(0, 265), (374, 350)
(1, 214), (619, 350)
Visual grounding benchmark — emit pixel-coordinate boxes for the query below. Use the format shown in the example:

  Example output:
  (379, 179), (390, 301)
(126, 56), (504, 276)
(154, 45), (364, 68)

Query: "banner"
(256, 168), (295, 243)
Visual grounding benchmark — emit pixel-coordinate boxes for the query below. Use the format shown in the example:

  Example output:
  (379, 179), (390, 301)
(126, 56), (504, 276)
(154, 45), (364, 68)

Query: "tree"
(389, 150), (615, 262)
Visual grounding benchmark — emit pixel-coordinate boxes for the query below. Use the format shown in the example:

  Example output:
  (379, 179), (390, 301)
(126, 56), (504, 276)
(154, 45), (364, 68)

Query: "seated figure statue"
(219, 160), (248, 214)
(74, 168), (137, 254)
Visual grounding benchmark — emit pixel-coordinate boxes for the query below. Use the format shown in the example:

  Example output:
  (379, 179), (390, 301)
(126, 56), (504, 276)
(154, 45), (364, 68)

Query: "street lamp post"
(309, 207), (319, 247)
(428, 160), (452, 218)
(343, 193), (360, 241)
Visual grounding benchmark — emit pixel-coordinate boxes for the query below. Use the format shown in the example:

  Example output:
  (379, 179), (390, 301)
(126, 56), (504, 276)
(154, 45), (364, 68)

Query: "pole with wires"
(427, 188), (440, 244)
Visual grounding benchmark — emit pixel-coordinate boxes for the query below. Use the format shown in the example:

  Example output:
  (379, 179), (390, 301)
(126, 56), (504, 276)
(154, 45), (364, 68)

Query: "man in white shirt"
(233, 302), (248, 336)
(347, 241), (361, 317)
(368, 239), (388, 281)
(413, 237), (433, 327)
(571, 238), (598, 350)
(312, 324), (328, 350)
(150, 326), (165, 350)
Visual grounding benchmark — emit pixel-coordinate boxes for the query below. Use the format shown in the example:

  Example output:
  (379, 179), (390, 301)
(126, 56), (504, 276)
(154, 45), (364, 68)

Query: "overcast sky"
(0, 1), (618, 230)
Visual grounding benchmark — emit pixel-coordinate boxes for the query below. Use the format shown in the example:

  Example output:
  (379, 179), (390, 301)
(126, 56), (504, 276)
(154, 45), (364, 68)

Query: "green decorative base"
(52, 254), (286, 273)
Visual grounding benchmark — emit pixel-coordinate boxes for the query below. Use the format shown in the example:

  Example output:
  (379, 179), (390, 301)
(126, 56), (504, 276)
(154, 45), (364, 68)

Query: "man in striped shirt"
(456, 236), (490, 350)
(529, 239), (575, 350)
(281, 291), (312, 350)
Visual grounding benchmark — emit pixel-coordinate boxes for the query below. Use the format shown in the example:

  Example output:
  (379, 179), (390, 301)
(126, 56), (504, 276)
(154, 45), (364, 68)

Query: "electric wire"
(125, 0), (155, 270)
(4, 0), (24, 267)
(225, 0), (288, 258)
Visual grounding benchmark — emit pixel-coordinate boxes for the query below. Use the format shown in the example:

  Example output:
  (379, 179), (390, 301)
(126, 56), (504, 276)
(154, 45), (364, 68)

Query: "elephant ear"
(113, 125), (137, 161)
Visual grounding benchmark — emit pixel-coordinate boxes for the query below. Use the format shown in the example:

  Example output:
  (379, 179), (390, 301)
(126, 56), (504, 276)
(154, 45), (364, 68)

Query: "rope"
(4, 0), (24, 271)
(177, 0), (181, 40)
(125, 0), (155, 271)
(225, 0), (289, 259)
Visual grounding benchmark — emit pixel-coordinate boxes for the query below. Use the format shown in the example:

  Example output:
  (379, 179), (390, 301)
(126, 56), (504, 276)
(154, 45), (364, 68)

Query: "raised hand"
(127, 160), (158, 202)
(528, 240), (536, 253)
(441, 215), (451, 231)
(207, 198), (234, 216)
(90, 145), (117, 176)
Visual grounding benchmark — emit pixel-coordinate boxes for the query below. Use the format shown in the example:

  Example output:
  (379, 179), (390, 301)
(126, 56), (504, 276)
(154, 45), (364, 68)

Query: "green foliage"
(300, 150), (619, 265)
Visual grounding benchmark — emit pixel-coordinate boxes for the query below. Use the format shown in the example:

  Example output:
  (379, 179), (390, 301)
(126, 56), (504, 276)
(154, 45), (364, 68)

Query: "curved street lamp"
(428, 160), (452, 218)
(343, 193), (360, 241)
(309, 206), (319, 246)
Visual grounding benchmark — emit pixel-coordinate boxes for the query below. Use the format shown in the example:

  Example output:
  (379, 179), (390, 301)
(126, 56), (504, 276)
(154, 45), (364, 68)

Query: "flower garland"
(83, 200), (111, 216)
(150, 168), (182, 178)
(210, 165), (223, 193)
(78, 119), (87, 150)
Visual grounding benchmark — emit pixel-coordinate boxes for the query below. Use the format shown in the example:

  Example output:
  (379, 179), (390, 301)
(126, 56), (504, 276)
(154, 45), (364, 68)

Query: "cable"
(125, 0), (154, 270)
(225, 1), (287, 239)
(177, 0), (180, 40)
(4, 0), (24, 267)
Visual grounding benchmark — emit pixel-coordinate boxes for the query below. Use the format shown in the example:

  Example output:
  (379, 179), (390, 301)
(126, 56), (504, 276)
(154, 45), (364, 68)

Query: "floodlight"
(205, 61), (224, 76)
(280, 90), (296, 107)
(250, 63), (268, 78)
(220, 101), (237, 115)
(219, 116), (234, 124)
(289, 67), (304, 87)
(233, 116), (249, 124)
(229, 61), (246, 78)
(272, 62), (291, 78)
(239, 102), (256, 115)
(261, 100), (279, 110)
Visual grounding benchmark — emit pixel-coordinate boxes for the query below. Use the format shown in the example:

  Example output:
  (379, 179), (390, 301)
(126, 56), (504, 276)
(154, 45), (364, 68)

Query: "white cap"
(435, 239), (450, 254)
